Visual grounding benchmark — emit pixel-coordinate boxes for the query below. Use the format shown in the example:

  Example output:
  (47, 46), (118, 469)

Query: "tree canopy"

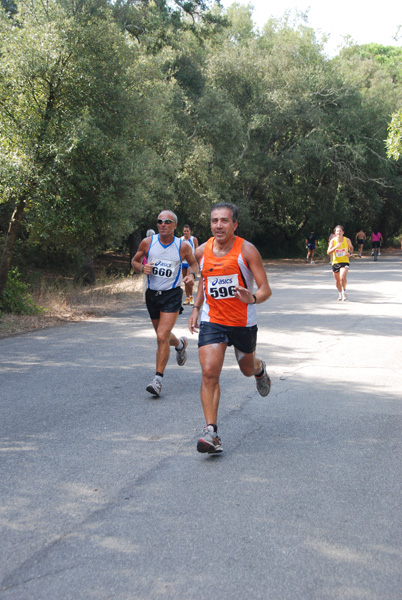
(1, 0), (402, 293)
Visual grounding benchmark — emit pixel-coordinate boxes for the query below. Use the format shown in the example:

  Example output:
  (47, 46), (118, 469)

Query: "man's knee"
(238, 360), (256, 377)
(201, 363), (221, 384)
(240, 365), (255, 377)
(156, 329), (172, 345)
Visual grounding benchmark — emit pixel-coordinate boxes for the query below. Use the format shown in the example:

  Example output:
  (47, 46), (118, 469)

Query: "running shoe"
(338, 293), (342, 301)
(146, 377), (162, 397)
(255, 359), (271, 397)
(311, 260), (315, 264)
(183, 297), (191, 305)
(342, 291), (347, 301)
(197, 425), (223, 454)
(189, 296), (194, 305)
(175, 336), (188, 366)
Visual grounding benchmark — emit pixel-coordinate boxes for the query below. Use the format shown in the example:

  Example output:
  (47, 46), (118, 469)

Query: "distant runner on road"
(327, 224), (353, 301)
(305, 229), (318, 263)
(188, 202), (272, 455)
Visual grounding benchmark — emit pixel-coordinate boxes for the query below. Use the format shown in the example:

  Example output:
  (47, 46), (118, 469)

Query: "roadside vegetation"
(0, 253), (144, 337)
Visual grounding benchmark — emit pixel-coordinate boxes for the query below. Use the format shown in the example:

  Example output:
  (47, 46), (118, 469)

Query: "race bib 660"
(152, 259), (176, 278)
(207, 274), (238, 299)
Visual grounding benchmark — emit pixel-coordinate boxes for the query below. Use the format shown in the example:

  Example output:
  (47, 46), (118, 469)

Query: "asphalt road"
(1, 252), (401, 600)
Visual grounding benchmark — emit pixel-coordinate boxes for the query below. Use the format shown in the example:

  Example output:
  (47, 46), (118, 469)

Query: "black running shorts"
(332, 262), (349, 273)
(198, 321), (258, 354)
(145, 287), (183, 320)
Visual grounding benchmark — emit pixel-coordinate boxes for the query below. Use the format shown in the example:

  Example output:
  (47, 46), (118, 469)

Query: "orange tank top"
(200, 236), (257, 327)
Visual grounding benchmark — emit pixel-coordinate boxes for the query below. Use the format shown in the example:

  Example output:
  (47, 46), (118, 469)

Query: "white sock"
(176, 339), (184, 351)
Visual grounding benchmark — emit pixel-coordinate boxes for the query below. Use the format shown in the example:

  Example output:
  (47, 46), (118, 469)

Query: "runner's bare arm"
(327, 240), (336, 255)
(188, 245), (206, 333)
(131, 238), (152, 273)
(181, 241), (198, 283)
(234, 241), (272, 305)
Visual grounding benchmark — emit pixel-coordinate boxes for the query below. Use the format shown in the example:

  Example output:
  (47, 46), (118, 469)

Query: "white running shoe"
(197, 425), (223, 454)
(342, 291), (347, 301)
(146, 377), (162, 397)
(175, 336), (188, 366)
(338, 293), (342, 301)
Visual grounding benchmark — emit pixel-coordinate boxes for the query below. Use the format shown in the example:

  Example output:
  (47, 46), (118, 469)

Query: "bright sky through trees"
(219, 0), (402, 56)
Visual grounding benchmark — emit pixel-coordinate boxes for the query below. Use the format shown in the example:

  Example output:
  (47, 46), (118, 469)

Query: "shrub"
(0, 268), (43, 315)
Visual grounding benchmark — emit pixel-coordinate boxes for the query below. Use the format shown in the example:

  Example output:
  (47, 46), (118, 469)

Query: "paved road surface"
(1, 252), (401, 599)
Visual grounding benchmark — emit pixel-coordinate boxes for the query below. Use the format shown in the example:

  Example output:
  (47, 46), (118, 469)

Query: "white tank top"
(146, 235), (182, 290)
(181, 235), (195, 254)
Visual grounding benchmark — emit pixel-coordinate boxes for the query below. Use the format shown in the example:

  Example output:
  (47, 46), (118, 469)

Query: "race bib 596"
(207, 274), (238, 299)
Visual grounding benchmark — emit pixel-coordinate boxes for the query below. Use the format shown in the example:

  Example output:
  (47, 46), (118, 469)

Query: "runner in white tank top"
(132, 211), (198, 398)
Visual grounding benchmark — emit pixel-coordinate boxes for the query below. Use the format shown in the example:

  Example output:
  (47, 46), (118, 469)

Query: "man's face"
(210, 208), (237, 242)
(183, 227), (191, 239)
(157, 211), (176, 237)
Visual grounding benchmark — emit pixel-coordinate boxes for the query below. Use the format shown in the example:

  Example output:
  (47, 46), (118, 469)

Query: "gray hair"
(211, 202), (238, 222)
(158, 210), (178, 225)
(146, 229), (155, 237)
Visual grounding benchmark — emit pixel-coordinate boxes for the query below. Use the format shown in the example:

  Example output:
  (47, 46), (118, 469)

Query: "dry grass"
(0, 271), (144, 338)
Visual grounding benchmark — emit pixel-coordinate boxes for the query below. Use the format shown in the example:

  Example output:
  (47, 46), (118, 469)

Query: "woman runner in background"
(327, 225), (353, 301)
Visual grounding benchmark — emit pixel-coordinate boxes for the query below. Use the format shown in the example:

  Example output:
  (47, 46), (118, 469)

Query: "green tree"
(387, 109), (402, 160)
(0, 0), (140, 289)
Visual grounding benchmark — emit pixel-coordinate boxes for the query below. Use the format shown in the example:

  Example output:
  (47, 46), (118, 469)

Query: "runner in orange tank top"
(188, 202), (273, 455)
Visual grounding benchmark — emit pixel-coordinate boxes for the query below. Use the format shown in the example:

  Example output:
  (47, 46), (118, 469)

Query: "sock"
(207, 424), (217, 432)
(155, 372), (164, 378)
(175, 339), (184, 351)
(255, 364), (265, 378)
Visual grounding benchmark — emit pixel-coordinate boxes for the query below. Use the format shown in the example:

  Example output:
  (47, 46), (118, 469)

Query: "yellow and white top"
(330, 237), (350, 265)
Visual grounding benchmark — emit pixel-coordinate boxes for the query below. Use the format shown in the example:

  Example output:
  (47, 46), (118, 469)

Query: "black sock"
(156, 372), (164, 378)
(207, 423), (217, 432)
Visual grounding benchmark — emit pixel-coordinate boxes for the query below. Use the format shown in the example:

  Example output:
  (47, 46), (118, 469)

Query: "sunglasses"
(157, 219), (173, 225)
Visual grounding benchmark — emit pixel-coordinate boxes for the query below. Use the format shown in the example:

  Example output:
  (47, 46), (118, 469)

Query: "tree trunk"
(81, 251), (96, 286)
(0, 196), (26, 298)
(128, 229), (142, 268)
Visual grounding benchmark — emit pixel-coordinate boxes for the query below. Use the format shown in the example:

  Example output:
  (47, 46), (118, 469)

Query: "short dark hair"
(210, 202), (238, 222)
(183, 224), (191, 230)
